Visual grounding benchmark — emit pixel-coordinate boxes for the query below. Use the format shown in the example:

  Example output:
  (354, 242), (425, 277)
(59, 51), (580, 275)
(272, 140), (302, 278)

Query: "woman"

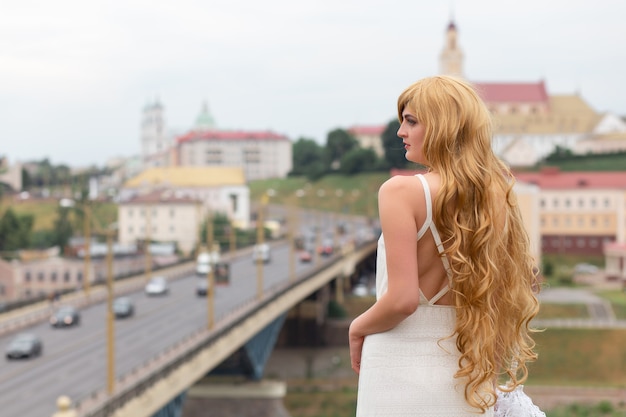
(349, 75), (541, 416)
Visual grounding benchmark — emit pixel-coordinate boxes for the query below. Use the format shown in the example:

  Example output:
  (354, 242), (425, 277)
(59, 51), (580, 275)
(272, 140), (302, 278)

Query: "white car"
(145, 276), (169, 296)
(252, 243), (271, 264)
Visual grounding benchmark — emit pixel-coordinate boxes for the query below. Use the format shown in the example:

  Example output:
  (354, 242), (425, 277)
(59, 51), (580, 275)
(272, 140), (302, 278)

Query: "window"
(128, 208), (133, 217)
(64, 272), (71, 282)
(51, 272), (57, 282)
(565, 199), (571, 208)
(38, 272), (45, 282)
(170, 208), (175, 218)
(591, 199), (597, 208)
(552, 198), (559, 208)
(77, 272), (83, 282)
(604, 198), (610, 208)
(578, 198), (584, 208)
(576, 239), (585, 248)
(25, 272), (31, 282)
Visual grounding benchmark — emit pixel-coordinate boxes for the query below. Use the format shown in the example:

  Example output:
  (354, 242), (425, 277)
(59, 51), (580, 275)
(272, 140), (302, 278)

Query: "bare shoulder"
(379, 175), (426, 207)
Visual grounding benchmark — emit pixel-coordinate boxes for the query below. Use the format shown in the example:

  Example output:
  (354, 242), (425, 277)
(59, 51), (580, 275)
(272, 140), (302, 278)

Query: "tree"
(0, 208), (33, 251)
(340, 148), (378, 175)
(291, 138), (325, 175)
(325, 129), (358, 171)
(52, 206), (74, 251)
(381, 119), (408, 169)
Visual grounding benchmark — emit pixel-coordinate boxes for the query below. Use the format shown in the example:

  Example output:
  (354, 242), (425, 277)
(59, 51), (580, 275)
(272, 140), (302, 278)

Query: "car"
(50, 305), (80, 328)
(574, 263), (599, 274)
(352, 284), (369, 297)
(6, 333), (42, 360)
(252, 243), (271, 264)
(298, 250), (313, 263)
(145, 276), (169, 296)
(196, 280), (209, 296)
(317, 238), (334, 257)
(112, 297), (135, 318)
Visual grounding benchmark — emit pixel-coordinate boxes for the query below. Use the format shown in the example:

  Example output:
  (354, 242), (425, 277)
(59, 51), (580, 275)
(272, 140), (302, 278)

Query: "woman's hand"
(349, 320), (365, 374)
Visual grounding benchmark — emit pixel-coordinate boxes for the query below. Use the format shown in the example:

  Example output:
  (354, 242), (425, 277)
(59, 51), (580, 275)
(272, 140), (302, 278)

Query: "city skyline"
(1, 0), (625, 167)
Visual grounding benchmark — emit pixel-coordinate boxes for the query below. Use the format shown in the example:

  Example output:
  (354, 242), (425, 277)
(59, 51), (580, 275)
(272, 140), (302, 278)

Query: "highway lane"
(0, 241), (327, 417)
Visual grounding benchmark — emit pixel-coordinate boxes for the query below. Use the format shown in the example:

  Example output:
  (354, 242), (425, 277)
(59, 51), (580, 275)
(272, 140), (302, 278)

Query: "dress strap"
(415, 174), (453, 305)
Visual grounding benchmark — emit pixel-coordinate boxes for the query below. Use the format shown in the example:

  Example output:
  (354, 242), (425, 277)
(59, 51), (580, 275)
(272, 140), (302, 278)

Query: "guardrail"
(75, 240), (376, 417)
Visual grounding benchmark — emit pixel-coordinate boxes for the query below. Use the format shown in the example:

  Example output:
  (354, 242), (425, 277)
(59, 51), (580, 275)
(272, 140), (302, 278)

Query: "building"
(347, 126), (386, 158)
(118, 166), (249, 254)
(438, 19), (626, 167)
(0, 246), (150, 302)
(117, 189), (202, 256)
(140, 100), (293, 180)
(176, 129), (292, 181)
(513, 169), (626, 256)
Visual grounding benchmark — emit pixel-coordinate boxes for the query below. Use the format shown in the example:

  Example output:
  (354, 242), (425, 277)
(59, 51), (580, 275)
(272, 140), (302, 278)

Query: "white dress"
(355, 174), (494, 417)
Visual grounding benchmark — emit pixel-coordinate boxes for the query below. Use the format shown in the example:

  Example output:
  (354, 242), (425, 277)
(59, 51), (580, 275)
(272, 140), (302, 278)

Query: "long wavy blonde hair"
(397, 75), (541, 412)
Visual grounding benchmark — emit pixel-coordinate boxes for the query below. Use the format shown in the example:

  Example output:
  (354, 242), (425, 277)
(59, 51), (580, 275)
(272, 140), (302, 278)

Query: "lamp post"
(255, 192), (270, 300)
(315, 189), (326, 265)
(104, 223), (117, 395)
(144, 204), (152, 283)
(206, 211), (215, 330)
(83, 201), (91, 297)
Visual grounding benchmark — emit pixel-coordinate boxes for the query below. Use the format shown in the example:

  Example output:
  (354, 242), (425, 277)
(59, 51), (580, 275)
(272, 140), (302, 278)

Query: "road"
(0, 240), (331, 417)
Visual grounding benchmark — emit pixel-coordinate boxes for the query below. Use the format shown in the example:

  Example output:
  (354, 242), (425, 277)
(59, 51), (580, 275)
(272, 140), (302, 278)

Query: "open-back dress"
(355, 174), (494, 417)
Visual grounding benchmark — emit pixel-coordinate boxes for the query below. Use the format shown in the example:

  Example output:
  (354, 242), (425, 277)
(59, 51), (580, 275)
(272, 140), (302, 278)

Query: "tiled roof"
(473, 81), (549, 103)
(124, 166), (246, 188)
(177, 129), (289, 144)
(391, 168), (626, 189)
(513, 169), (626, 189)
(348, 125), (386, 135)
(121, 189), (200, 205)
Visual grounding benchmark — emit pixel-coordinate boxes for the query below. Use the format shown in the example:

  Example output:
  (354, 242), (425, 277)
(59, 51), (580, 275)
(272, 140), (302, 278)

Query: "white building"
(140, 100), (293, 180)
(118, 166), (250, 254)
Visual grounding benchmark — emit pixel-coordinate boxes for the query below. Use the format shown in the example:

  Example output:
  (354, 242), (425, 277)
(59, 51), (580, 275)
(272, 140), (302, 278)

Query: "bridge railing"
(75, 239), (376, 417)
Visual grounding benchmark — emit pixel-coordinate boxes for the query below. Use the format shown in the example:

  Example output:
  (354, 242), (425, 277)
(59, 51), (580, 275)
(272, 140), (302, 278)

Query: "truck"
(196, 247), (220, 276)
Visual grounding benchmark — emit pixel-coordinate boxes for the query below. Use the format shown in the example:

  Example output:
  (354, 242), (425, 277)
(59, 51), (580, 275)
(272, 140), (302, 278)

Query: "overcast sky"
(1, 0), (625, 168)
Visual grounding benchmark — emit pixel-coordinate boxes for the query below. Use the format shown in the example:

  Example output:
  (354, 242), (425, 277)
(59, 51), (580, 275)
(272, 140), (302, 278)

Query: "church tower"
(194, 100), (216, 131)
(141, 98), (168, 167)
(439, 20), (464, 77)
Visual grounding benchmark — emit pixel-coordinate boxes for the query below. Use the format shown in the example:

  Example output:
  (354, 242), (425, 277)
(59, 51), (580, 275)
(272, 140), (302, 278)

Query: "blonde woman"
(349, 75), (541, 416)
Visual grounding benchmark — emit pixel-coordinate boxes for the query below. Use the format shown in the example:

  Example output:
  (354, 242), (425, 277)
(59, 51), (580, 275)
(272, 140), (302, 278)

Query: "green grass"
(0, 198), (117, 235)
(536, 303), (590, 320)
(249, 173), (388, 217)
(528, 328), (626, 388)
(547, 401), (626, 417)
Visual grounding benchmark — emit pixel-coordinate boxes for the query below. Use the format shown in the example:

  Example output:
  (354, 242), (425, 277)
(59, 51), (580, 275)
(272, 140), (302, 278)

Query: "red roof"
(391, 168), (626, 189)
(348, 125), (386, 135)
(513, 169), (626, 189)
(473, 81), (548, 104)
(177, 129), (289, 144)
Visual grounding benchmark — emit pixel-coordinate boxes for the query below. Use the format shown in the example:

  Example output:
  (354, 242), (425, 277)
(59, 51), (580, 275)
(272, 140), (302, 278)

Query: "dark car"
(50, 305), (80, 328)
(112, 297), (134, 318)
(196, 280), (209, 296)
(6, 333), (42, 360)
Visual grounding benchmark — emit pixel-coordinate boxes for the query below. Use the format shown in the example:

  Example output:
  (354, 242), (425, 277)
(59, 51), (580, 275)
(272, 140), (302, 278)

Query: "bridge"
(0, 223), (378, 417)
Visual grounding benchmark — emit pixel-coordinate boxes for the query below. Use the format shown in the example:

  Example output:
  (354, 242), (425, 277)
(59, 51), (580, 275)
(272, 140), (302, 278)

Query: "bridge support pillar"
(182, 378), (291, 417)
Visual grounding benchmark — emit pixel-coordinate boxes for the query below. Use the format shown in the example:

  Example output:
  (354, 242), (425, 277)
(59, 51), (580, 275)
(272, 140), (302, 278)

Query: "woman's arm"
(349, 176), (422, 373)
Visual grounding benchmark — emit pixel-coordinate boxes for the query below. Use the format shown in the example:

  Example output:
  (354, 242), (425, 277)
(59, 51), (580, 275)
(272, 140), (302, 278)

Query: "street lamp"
(104, 222), (118, 395)
(206, 211), (215, 330)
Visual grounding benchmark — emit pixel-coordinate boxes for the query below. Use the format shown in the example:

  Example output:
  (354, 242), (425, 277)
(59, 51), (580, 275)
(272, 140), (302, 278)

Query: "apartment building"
(176, 129), (292, 181)
(514, 169), (626, 281)
(118, 166), (249, 255)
